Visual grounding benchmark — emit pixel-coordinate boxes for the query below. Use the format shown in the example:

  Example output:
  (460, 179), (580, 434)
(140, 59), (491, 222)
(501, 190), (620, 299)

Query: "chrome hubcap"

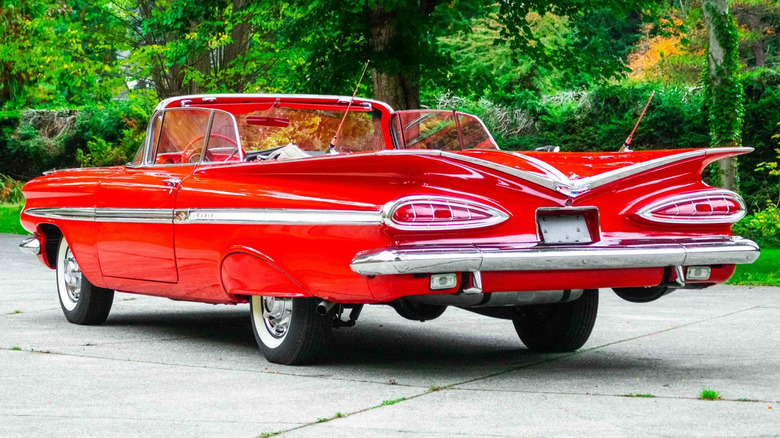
(63, 248), (82, 303)
(262, 297), (293, 338)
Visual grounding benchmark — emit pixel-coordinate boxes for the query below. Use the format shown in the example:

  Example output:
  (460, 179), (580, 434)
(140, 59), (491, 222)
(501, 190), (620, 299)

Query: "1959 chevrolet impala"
(18, 94), (760, 364)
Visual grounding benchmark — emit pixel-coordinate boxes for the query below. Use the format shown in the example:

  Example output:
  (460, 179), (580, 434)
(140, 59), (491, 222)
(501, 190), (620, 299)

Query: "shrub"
(0, 95), (153, 179)
(732, 201), (780, 248)
(76, 138), (127, 167)
(0, 174), (24, 204)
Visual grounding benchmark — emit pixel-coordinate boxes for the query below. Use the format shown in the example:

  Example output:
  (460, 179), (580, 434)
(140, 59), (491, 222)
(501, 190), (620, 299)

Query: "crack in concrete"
(0, 413), (299, 426)
(0, 346), (424, 389)
(266, 299), (777, 436)
(3, 293), (778, 437)
(451, 386), (778, 404)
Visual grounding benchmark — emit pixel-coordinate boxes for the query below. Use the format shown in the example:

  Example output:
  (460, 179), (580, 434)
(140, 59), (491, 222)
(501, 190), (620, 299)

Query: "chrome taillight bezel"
(636, 189), (746, 224)
(382, 195), (509, 231)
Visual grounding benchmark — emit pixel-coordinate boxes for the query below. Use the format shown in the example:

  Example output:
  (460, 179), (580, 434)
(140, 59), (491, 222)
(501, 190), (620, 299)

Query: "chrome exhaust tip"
(316, 300), (336, 316)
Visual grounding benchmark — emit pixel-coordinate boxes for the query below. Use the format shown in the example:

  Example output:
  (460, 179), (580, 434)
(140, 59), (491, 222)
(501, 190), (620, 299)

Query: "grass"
(0, 204), (25, 235)
(622, 393), (656, 398)
(380, 398), (406, 406)
(699, 389), (721, 400)
(727, 248), (780, 286)
(9, 346), (21, 351)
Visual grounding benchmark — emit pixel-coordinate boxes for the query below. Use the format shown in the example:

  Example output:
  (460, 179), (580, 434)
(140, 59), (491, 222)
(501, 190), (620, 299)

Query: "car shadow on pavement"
(101, 306), (546, 367)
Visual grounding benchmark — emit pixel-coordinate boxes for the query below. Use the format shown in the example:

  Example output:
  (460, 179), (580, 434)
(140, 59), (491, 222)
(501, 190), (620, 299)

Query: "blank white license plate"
(538, 215), (592, 244)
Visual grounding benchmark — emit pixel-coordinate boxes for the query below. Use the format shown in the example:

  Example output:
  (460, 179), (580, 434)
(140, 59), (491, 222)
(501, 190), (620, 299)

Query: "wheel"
(612, 285), (673, 303)
(512, 289), (598, 352)
(250, 296), (333, 365)
(391, 298), (447, 322)
(56, 238), (114, 325)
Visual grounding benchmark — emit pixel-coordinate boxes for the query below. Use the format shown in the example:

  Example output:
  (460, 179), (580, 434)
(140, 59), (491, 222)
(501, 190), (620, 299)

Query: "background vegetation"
(1, 0), (779, 263)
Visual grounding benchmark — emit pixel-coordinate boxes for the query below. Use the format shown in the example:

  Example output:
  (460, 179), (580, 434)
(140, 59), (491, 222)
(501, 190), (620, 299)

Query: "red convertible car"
(19, 94), (759, 364)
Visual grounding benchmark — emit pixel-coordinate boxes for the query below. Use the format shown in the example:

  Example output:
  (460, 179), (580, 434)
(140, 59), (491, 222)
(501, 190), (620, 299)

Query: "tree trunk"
(371, 69), (420, 110)
(368, 5), (420, 110)
(221, 0), (252, 91)
(753, 40), (765, 67)
(703, 0), (743, 192)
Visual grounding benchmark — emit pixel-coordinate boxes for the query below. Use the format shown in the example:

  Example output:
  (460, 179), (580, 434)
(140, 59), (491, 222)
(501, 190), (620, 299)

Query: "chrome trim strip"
(19, 236), (40, 256)
(440, 151), (561, 191)
(175, 208), (382, 225)
(24, 207), (96, 221)
(636, 189), (747, 224)
(97, 209), (174, 223)
(377, 150), (560, 192)
(25, 206), (382, 225)
(576, 148), (750, 189)
(377, 147), (754, 198)
(350, 237), (760, 275)
(25, 207), (174, 223)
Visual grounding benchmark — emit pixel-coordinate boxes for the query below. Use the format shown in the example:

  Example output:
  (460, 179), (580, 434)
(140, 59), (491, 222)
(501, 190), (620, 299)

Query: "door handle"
(163, 178), (181, 194)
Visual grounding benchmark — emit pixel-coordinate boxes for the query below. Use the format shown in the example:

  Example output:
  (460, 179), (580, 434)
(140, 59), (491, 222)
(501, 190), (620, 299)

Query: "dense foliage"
(0, 0), (779, 220)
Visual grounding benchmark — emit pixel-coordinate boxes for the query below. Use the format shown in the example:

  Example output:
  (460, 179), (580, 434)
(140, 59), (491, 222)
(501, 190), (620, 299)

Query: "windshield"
(236, 105), (385, 153)
(392, 110), (498, 150)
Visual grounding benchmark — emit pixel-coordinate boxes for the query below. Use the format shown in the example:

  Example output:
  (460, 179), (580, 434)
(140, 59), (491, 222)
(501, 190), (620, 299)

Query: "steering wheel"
(182, 134), (239, 163)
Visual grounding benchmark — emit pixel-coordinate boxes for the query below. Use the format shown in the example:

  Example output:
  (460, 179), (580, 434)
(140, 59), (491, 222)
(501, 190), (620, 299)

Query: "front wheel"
(512, 289), (598, 352)
(250, 296), (332, 365)
(56, 238), (114, 325)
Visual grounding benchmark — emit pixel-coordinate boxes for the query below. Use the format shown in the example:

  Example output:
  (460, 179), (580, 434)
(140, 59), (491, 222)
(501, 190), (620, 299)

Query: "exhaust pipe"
(316, 300), (336, 316)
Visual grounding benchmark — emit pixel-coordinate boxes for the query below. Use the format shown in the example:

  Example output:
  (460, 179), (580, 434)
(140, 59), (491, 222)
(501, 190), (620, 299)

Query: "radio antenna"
(329, 59), (371, 155)
(619, 90), (655, 152)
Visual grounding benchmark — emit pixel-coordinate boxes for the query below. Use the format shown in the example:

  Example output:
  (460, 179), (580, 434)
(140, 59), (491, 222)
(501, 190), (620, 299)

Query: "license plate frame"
(536, 207), (600, 244)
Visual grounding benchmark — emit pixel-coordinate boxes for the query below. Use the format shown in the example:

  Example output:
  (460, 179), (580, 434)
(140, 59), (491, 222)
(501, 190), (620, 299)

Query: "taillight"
(383, 196), (509, 230)
(637, 190), (746, 224)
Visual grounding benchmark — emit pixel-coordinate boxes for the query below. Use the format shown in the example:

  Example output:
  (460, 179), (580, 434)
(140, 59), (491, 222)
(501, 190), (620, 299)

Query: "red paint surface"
(19, 96), (750, 305)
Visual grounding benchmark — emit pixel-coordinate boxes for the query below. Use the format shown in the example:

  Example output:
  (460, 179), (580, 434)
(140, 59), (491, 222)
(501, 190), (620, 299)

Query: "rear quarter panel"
(175, 151), (727, 303)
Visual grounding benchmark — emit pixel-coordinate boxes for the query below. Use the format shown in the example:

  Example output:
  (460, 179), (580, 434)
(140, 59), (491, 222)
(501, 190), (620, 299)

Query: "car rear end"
(349, 147), (759, 304)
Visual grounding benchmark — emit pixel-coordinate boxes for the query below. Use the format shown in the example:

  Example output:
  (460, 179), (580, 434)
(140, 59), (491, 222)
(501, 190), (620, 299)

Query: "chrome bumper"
(350, 237), (760, 276)
(19, 236), (41, 256)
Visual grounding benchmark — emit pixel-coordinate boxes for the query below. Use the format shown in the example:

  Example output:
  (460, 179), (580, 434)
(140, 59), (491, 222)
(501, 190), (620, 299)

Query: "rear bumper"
(350, 237), (760, 276)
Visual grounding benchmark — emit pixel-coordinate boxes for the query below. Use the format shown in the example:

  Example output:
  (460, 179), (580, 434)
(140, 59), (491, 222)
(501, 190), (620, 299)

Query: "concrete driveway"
(0, 233), (778, 437)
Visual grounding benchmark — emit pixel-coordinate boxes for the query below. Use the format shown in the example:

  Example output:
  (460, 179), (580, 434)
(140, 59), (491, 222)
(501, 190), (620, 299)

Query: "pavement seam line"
(450, 300), (775, 389)
(450, 386), (779, 404)
(0, 413), (301, 426)
(0, 346), (427, 388)
(254, 387), (453, 438)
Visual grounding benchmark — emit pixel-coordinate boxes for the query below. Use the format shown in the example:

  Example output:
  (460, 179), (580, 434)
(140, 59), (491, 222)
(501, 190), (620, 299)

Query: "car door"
(96, 108), (211, 283)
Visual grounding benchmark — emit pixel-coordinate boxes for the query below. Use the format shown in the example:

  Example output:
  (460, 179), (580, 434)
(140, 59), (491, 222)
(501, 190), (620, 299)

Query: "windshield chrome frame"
(128, 107), (243, 168)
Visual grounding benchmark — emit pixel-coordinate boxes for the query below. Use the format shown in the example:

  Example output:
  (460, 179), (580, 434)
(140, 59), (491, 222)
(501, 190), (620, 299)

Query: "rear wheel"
(56, 238), (114, 325)
(391, 298), (447, 322)
(512, 289), (598, 352)
(250, 296), (332, 365)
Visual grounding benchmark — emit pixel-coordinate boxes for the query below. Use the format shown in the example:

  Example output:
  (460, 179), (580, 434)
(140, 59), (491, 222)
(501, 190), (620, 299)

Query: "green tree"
(119, 0), (295, 99)
(0, 0), (126, 107)
(702, 0), (745, 191)
(289, 1), (657, 110)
